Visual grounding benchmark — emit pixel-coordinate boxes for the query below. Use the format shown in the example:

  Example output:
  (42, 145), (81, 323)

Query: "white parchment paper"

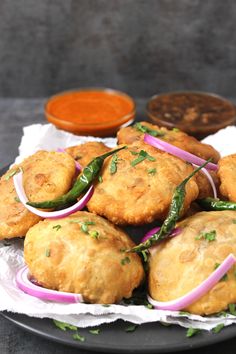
(1, 123), (236, 330)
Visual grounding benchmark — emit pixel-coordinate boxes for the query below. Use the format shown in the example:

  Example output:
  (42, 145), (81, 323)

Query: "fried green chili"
(129, 160), (211, 253)
(197, 197), (236, 211)
(27, 146), (126, 209)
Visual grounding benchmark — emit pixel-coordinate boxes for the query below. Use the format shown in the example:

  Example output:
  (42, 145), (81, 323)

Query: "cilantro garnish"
(147, 168), (157, 175)
(134, 122), (165, 137)
(14, 196), (20, 203)
(195, 230), (216, 242)
(121, 256), (131, 265)
(186, 328), (200, 338)
(125, 324), (138, 332)
(89, 230), (99, 239)
(131, 150), (156, 167)
(233, 220), (236, 224)
(172, 127), (180, 132)
(4, 168), (20, 181)
(45, 249), (51, 257)
(212, 323), (224, 334)
(89, 328), (100, 335)
(72, 333), (85, 342)
(98, 175), (103, 183)
(53, 225), (61, 231)
(110, 153), (119, 174)
(229, 303), (236, 316)
(214, 263), (228, 281)
(53, 319), (77, 331)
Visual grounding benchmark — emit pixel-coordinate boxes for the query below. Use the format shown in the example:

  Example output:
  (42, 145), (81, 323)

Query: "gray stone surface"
(0, 0), (236, 98)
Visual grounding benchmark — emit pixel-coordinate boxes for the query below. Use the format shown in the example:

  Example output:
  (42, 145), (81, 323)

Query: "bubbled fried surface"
(0, 150), (76, 239)
(65, 142), (110, 168)
(117, 121), (220, 163)
(24, 211), (144, 304)
(149, 211), (236, 315)
(218, 154), (236, 202)
(87, 141), (199, 225)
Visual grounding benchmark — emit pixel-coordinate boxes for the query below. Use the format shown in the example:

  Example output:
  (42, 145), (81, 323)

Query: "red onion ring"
(16, 266), (83, 303)
(144, 134), (218, 171)
(141, 227), (181, 243)
(147, 253), (236, 311)
(13, 171), (94, 219)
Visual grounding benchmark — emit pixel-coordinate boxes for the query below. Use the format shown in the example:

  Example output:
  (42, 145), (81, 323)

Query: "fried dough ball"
(87, 142), (199, 225)
(149, 211), (236, 315)
(24, 211), (144, 304)
(65, 142), (110, 168)
(218, 154), (236, 202)
(117, 121), (220, 163)
(0, 151), (76, 239)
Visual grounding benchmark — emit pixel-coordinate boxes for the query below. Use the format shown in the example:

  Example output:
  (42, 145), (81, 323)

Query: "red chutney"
(45, 89), (135, 136)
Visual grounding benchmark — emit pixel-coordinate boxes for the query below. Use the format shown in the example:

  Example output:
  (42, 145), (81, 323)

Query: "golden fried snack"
(218, 154), (236, 202)
(65, 142), (110, 167)
(87, 141), (199, 225)
(149, 211), (236, 315)
(117, 121), (220, 163)
(195, 170), (219, 199)
(0, 151), (76, 239)
(24, 211), (144, 304)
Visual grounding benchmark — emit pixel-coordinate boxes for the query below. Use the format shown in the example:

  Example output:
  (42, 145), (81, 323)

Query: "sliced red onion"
(193, 164), (217, 199)
(13, 171), (94, 219)
(141, 227), (181, 243)
(144, 134), (218, 171)
(56, 148), (82, 172)
(16, 266), (83, 303)
(148, 254), (236, 311)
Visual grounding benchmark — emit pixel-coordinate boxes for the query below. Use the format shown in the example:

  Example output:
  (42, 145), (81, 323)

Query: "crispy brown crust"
(218, 154), (236, 202)
(24, 211), (144, 304)
(149, 211), (236, 315)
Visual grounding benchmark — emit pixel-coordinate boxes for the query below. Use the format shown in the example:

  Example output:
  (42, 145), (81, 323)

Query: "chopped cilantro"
(5, 169), (20, 181)
(89, 230), (99, 239)
(216, 311), (228, 317)
(72, 333), (85, 342)
(233, 220), (236, 224)
(121, 256), (131, 265)
(172, 127), (180, 132)
(134, 122), (165, 137)
(186, 328), (200, 338)
(102, 304), (110, 307)
(98, 175), (103, 183)
(80, 221), (95, 234)
(89, 328), (100, 335)
(212, 323), (224, 334)
(131, 150), (156, 167)
(195, 230), (216, 242)
(130, 151), (139, 155)
(214, 263), (228, 281)
(14, 196), (20, 203)
(179, 311), (191, 316)
(125, 324), (138, 332)
(53, 225), (61, 231)
(229, 303), (236, 316)
(110, 153), (119, 174)
(45, 249), (51, 257)
(141, 250), (149, 262)
(53, 319), (77, 331)
(147, 168), (157, 175)
(145, 302), (153, 309)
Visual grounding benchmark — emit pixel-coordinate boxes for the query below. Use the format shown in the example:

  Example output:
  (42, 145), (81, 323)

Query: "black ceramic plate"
(1, 165), (236, 353)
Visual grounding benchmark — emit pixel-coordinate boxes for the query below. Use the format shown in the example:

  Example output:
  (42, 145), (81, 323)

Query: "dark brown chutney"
(147, 92), (236, 138)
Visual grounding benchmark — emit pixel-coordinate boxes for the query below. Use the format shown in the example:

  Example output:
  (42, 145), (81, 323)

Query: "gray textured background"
(0, 0), (236, 98)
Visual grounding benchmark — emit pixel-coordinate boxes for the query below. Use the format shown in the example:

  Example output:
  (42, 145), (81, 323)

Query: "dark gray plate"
(1, 165), (236, 353)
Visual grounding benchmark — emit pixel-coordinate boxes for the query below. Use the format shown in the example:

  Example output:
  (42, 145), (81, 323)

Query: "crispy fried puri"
(149, 211), (236, 315)
(87, 141), (199, 225)
(218, 154), (236, 202)
(24, 211), (144, 304)
(195, 170), (219, 199)
(117, 121), (220, 163)
(0, 151), (76, 239)
(65, 142), (110, 167)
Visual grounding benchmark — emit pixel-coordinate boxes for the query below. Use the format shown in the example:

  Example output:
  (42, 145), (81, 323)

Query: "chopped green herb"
(110, 153), (119, 174)
(134, 122), (165, 137)
(89, 328), (100, 335)
(89, 230), (99, 239)
(214, 263), (228, 281)
(229, 303), (236, 316)
(216, 311), (228, 317)
(172, 127), (180, 132)
(72, 333), (85, 342)
(179, 311), (191, 316)
(233, 220), (236, 224)
(145, 302), (153, 309)
(14, 196), (20, 203)
(131, 150), (156, 167)
(195, 230), (216, 242)
(212, 323), (224, 334)
(186, 328), (200, 338)
(45, 249), (51, 257)
(130, 151), (139, 155)
(53, 225), (61, 231)
(102, 304), (110, 307)
(125, 324), (138, 332)
(121, 256), (131, 265)
(98, 175), (103, 183)
(80, 221), (95, 234)
(147, 168), (157, 175)
(53, 319), (77, 331)
(5, 169), (20, 181)
(141, 250), (149, 262)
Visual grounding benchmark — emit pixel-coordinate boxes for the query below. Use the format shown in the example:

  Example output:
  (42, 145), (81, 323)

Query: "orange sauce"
(45, 89), (135, 136)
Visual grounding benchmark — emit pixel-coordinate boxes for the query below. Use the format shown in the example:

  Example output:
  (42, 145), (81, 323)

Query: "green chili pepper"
(27, 146), (126, 209)
(197, 197), (236, 211)
(129, 160), (211, 253)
